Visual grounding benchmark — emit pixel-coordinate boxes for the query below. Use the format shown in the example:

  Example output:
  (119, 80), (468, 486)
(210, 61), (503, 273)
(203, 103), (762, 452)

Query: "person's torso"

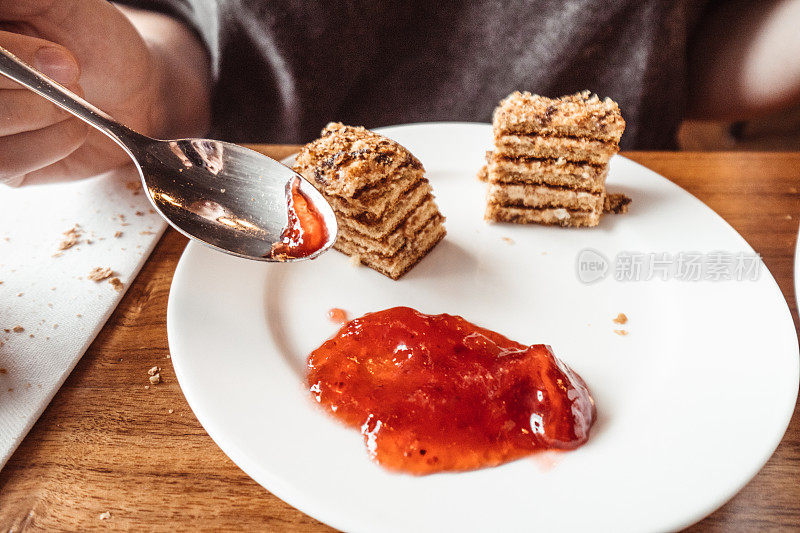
(212, 0), (709, 148)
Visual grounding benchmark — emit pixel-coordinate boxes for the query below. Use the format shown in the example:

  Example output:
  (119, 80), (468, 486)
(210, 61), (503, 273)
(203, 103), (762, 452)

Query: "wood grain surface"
(1, 149), (798, 532)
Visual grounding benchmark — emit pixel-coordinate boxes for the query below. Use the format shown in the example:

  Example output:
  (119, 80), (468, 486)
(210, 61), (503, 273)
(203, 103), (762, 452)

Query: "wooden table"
(1, 150), (798, 531)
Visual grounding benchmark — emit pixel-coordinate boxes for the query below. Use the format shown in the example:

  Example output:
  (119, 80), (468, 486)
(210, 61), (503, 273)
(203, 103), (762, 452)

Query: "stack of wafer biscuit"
(293, 123), (446, 279)
(482, 91), (626, 227)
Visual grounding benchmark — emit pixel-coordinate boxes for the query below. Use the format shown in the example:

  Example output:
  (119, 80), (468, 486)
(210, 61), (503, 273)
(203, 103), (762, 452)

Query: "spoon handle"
(0, 46), (148, 157)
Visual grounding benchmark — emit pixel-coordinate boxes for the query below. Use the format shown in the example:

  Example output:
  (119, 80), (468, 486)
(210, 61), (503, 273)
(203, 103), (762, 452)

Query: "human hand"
(0, 1), (210, 186)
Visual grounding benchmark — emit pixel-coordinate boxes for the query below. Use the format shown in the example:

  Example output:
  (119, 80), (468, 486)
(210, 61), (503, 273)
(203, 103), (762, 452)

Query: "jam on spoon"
(269, 177), (329, 259)
(307, 306), (596, 475)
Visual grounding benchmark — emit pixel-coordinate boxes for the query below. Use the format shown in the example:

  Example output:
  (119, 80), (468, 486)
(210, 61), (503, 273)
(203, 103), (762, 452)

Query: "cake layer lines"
(337, 196), (442, 257)
(487, 183), (604, 212)
(485, 204), (601, 228)
(485, 152), (608, 193)
(494, 134), (619, 165)
(320, 169), (423, 222)
(331, 180), (433, 239)
(334, 215), (446, 279)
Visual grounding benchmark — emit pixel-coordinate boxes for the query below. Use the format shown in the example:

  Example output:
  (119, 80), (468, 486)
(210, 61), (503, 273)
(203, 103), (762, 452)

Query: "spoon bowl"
(133, 137), (336, 261)
(0, 46), (337, 262)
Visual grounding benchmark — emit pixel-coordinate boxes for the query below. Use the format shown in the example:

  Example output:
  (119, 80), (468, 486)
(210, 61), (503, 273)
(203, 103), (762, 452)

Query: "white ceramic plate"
(167, 123), (799, 532)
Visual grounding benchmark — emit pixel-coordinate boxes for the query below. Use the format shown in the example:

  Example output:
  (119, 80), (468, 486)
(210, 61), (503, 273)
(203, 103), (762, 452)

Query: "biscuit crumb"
(12, 326), (24, 333)
(98, 511), (111, 521)
(349, 254), (362, 267)
(88, 267), (114, 282)
(168, 409), (174, 414)
(17, 292), (23, 297)
(148, 366), (162, 385)
(501, 237), (515, 245)
(144, 385), (150, 390)
(613, 329), (628, 336)
(57, 225), (82, 251)
(603, 193), (632, 214)
(109, 277), (124, 291)
(785, 214), (792, 220)
(140, 230), (155, 235)
(114, 231), (123, 238)
(612, 313), (628, 325)
(135, 211), (144, 216)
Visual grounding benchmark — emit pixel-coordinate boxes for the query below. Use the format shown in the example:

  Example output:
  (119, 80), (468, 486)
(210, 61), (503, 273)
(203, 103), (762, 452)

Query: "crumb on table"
(612, 313), (628, 325)
(99, 511), (111, 520)
(613, 329), (628, 336)
(109, 277), (124, 291)
(148, 366), (161, 385)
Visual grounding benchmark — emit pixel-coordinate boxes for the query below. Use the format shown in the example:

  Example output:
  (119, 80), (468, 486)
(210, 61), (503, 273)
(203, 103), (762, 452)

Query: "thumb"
(0, 30), (80, 88)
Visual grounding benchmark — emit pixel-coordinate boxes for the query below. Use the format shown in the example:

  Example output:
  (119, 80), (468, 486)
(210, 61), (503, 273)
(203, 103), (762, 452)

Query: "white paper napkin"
(0, 165), (166, 468)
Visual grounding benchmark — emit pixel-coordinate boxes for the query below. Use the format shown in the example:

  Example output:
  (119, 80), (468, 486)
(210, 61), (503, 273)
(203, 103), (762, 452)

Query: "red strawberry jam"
(269, 177), (328, 259)
(307, 306), (596, 474)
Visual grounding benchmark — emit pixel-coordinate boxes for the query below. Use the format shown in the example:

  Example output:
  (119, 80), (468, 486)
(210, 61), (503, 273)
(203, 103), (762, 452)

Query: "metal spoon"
(0, 46), (337, 262)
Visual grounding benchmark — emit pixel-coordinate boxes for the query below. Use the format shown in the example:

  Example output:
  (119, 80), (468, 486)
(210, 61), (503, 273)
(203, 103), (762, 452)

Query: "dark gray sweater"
(120, 0), (709, 147)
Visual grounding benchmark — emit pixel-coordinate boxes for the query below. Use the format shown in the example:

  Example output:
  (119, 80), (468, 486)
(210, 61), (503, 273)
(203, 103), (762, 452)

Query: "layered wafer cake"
(483, 91), (626, 227)
(293, 123), (446, 279)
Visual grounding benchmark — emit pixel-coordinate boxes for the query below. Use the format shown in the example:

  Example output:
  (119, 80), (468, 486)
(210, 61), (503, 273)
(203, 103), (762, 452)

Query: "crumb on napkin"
(88, 267), (114, 282)
(56, 224), (82, 252)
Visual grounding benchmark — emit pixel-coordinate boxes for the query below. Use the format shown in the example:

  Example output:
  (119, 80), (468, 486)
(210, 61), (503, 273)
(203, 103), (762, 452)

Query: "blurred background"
(680, 106), (800, 150)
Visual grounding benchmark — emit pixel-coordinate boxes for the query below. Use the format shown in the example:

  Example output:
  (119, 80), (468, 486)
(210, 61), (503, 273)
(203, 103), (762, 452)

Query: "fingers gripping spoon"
(0, 46), (337, 262)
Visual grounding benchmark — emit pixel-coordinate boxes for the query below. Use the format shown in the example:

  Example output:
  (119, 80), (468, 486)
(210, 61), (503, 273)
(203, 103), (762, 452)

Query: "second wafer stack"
(483, 91), (627, 227)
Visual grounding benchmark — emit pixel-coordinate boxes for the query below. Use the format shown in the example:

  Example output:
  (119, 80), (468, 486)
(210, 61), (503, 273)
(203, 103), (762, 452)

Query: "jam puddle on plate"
(269, 177), (328, 259)
(307, 306), (596, 474)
